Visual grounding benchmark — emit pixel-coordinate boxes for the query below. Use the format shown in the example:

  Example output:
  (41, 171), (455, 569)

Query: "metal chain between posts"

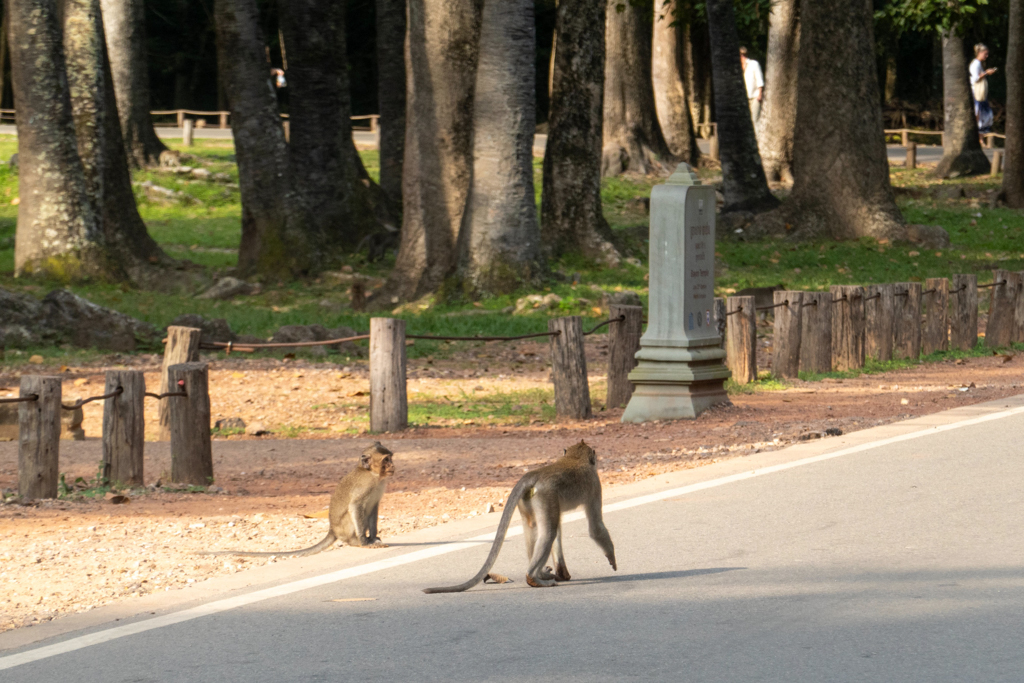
(864, 292), (881, 301)
(977, 280), (1007, 289)
(61, 386), (123, 411)
(583, 315), (625, 335)
(146, 379), (188, 400)
(950, 284), (968, 296)
(0, 394), (38, 404)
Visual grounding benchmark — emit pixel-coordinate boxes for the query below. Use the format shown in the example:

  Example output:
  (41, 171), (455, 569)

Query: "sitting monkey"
(206, 442), (395, 557)
(424, 440), (616, 593)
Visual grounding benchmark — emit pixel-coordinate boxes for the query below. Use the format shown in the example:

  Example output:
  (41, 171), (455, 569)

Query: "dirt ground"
(2, 337), (1022, 634)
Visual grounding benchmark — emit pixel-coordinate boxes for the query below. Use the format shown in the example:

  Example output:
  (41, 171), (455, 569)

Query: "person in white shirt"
(740, 46), (764, 123)
(969, 43), (996, 136)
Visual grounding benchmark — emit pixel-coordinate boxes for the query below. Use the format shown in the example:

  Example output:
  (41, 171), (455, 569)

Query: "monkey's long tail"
(422, 476), (533, 594)
(199, 531), (337, 558)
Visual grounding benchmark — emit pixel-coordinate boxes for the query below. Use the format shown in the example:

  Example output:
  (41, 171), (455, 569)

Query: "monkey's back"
(530, 458), (600, 512)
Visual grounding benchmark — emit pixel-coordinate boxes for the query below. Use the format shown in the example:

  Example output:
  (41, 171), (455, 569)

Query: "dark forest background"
(2, 0), (1005, 130)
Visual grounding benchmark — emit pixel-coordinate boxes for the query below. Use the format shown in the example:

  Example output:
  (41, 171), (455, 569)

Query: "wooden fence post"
(176, 110), (184, 128)
(182, 118), (194, 146)
(991, 149), (1003, 177)
(726, 296), (757, 385)
(18, 376), (61, 500)
(893, 282), (922, 360)
(369, 318), (408, 432)
(901, 129), (909, 147)
(772, 291), (803, 379)
(922, 277), (949, 355)
(219, 112), (228, 129)
(102, 370), (145, 487)
(168, 362), (213, 485)
(864, 284), (895, 361)
(548, 316), (592, 419)
(709, 133), (719, 161)
(606, 305), (643, 409)
(986, 270), (1015, 348)
(1014, 272), (1024, 343)
(799, 291), (832, 374)
(950, 274), (978, 351)
(906, 142), (916, 169)
(830, 285), (866, 371)
(159, 326), (201, 441)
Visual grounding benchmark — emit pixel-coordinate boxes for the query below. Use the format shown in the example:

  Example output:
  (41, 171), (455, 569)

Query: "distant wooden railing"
(884, 128), (1006, 149)
(0, 108), (379, 132)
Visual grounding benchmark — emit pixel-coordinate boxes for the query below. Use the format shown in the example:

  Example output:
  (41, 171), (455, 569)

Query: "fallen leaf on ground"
(484, 573), (513, 584)
(29, 355), (44, 364)
(302, 510), (329, 519)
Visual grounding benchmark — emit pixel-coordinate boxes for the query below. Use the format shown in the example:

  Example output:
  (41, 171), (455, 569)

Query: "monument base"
(621, 345), (731, 423)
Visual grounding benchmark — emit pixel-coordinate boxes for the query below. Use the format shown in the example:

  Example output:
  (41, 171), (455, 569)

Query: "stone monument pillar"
(621, 163), (730, 422)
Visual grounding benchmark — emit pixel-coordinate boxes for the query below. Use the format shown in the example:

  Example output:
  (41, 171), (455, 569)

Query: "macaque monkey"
(206, 442), (395, 557)
(424, 440), (615, 593)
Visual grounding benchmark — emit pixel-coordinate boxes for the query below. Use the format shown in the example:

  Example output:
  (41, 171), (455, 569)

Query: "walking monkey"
(424, 440), (616, 593)
(205, 442), (395, 557)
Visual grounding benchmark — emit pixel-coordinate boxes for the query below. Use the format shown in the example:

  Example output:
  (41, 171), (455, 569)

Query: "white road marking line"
(4, 402), (1023, 671)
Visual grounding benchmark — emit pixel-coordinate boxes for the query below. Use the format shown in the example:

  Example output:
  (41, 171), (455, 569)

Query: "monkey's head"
(360, 442), (395, 479)
(564, 440), (597, 467)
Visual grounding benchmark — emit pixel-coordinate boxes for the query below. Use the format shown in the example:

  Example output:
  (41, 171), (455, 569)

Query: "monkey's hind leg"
(525, 501), (559, 588)
(551, 522), (571, 582)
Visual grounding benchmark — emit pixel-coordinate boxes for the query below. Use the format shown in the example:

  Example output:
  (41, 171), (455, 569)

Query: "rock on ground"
(196, 277), (254, 300)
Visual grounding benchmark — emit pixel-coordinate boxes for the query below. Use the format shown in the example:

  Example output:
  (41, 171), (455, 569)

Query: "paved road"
(0, 124), (992, 164)
(2, 397), (1022, 681)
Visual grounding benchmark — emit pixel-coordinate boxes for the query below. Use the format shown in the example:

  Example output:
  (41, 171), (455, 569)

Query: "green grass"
(2, 133), (1023, 366)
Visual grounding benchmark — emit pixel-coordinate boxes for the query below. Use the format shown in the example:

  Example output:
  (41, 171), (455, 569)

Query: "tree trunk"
(278, 0), (387, 264)
(682, 20), (713, 135)
(9, 0), (103, 279)
(214, 0), (298, 278)
(705, 0), (778, 213)
(99, 0), (168, 167)
(63, 0), (170, 286)
(934, 32), (990, 178)
(786, 0), (905, 241)
(756, 0), (799, 184)
(601, 0), (673, 176)
(376, 0), (406, 210)
(652, 0), (700, 164)
(541, 0), (616, 263)
(372, 0), (480, 306)
(1001, 0), (1024, 207)
(457, 0), (541, 294)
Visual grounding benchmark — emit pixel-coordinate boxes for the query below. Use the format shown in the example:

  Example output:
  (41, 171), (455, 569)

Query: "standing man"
(740, 46), (764, 123)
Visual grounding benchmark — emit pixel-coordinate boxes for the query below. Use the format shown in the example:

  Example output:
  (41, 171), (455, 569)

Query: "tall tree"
(602, 0), (673, 175)
(214, 0), (300, 277)
(278, 0), (387, 264)
(372, 0), (480, 306)
(9, 0), (101, 279)
(541, 0), (617, 263)
(934, 32), (990, 177)
(99, 0), (168, 167)
(1003, 0), (1024, 206)
(64, 0), (169, 284)
(652, 0), (701, 164)
(755, 0), (799, 184)
(457, 0), (542, 293)
(376, 0), (406, 209)
(705, 0), (777, 213)
(787, 0), (904, 240)
(682, 19), (713, 134)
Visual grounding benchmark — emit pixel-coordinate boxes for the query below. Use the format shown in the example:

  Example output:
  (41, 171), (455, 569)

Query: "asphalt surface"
(0, 124), (993, 163)
(2, 397), (1022, 681)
